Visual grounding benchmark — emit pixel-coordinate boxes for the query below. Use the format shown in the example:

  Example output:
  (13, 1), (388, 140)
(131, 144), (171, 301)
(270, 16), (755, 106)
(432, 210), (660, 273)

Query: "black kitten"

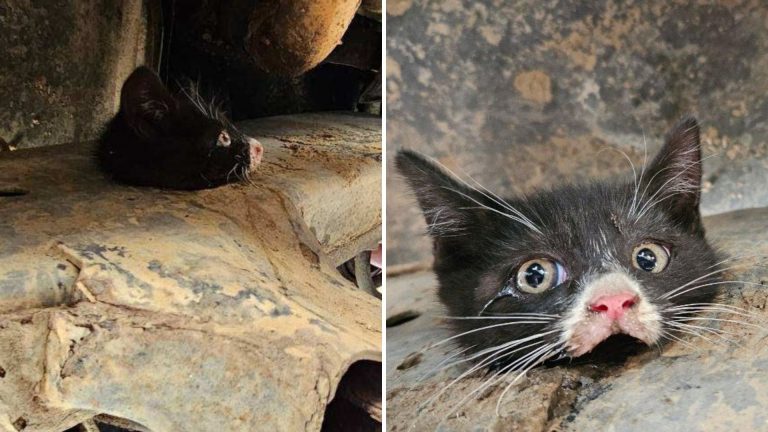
(397, 117), (723, 370)
(97, 67), (263, 190)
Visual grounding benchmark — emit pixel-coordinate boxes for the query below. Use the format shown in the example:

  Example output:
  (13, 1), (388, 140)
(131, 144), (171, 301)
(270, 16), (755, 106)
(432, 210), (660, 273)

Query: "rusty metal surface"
(245, 0), (363, 76)
(0, 0), (146, 150)
(386, 0), (768, 266)
(386, 208), (768, 431)
(0, 113), (381, 431)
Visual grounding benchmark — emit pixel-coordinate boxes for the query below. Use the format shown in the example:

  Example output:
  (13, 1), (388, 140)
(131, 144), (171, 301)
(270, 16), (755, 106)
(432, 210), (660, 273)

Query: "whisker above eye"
(633, 153), (720, 221)
(444, 185), (543, 234)
(457, 168), (543, 230)
(630, 129), (650, 216)
(596, 146), (640, 214)
(420, 154), (543, 235)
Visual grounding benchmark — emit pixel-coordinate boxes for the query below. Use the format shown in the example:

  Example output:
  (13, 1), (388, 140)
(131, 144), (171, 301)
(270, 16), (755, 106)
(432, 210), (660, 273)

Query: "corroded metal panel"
(0, 113), (381, 431)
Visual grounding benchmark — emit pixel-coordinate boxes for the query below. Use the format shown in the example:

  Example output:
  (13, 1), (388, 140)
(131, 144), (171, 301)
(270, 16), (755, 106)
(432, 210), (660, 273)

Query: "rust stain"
(514, 70), (553, 104)
(387, 0), (413, 16)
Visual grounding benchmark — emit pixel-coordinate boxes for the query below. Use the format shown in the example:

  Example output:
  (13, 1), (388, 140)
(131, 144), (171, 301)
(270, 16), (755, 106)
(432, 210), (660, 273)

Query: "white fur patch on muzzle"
(560, 271), (662, 357)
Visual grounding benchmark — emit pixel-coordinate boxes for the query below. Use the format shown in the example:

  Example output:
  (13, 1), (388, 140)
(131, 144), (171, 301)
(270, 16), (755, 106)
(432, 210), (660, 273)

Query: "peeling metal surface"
(386, 208), (768, 431)
(387, 0), (768, 265)
(0, 113), (381, 431)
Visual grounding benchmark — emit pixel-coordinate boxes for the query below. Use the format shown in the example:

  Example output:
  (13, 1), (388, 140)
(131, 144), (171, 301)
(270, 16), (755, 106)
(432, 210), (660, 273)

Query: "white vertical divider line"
(381, 1), (389, 430)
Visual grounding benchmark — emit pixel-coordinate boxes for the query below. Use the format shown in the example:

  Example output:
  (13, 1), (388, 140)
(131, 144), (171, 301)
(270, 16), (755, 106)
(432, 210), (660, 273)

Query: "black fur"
(396, 117), (721, 364)
(97, 67), (256, 190)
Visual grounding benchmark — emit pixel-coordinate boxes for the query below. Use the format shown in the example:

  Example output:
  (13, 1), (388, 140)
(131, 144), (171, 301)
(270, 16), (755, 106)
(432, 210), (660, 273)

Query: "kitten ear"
(643, 116), (703, 232)
(120, 66), (175, 136)
(395, 150), (483, 237)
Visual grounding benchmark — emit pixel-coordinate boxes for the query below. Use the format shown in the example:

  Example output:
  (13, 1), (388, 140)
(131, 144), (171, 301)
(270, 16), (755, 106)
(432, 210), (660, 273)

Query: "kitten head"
(396, 117), (721, 365)
(106, 66), (263, 190)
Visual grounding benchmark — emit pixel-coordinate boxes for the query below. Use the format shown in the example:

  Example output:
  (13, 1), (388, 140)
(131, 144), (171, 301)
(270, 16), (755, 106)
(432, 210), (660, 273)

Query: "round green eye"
(632, 242), (669, 273)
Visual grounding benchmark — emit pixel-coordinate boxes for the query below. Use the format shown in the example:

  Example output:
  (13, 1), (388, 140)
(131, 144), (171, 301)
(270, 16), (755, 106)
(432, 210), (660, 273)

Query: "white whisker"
(437, 342), (560, 422)
(663, 280), (766, 301)
(659, 330), (700, 351)
(633, 154), (719, 221)
(666, 303), (764, 320)
(482, 312), (562, 318)
(412, 345), (477, 387)
(444, 186), (543, 234)
(429, 329), (561, 372)
(666, 321), (733, 345)
(428, 322), (557, 349)
(417, 337), (553, 419)
(417, 153), (542, 234)
(673, 316), (767, 331)
(495, 344), (563, 415)
(458, 168), (540, 230)
(657, 263), (744, 300)
(596, 146), (639, 214)
(440, 314), (558, 321)
(666, 325), (726, 346)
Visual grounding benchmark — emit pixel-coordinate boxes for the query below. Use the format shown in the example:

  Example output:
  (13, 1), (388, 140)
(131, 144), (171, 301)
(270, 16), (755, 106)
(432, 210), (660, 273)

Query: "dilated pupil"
(636, 248), (657, 271)
(524, 263), (546, 286)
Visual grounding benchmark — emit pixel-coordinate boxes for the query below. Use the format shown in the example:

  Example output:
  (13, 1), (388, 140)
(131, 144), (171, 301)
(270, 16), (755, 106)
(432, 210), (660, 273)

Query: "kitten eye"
(516, 259), (567, 294)
(217, 131), (231, 147)
(632, 242), (670, 273)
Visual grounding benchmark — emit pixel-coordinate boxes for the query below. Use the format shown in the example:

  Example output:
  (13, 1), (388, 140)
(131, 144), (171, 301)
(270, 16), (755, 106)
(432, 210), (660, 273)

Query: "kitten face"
(397, 117), (721, 365)
(98, 67), (263, 190)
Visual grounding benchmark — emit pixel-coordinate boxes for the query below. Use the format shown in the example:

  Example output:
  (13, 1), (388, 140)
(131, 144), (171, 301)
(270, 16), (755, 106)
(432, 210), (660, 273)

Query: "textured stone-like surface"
(0, 113), (381, 431)
(387, 0), (768, 265)
(0, 0), (146, 150)
(386, 208), (768, 431)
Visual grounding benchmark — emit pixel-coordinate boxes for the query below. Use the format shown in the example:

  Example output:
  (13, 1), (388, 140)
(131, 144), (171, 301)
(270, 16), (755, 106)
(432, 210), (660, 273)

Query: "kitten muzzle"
(560, 272), (662, 357)
(248, 138), (264, 170)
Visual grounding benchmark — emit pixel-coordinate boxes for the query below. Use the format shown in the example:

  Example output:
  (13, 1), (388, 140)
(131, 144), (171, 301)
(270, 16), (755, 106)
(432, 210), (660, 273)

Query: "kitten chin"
(397, 116), (723, 369)
(97, 66), (264, 191)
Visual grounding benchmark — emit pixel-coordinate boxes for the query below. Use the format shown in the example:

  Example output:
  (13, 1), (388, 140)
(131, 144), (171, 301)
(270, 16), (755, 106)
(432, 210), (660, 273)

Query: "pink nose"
(589, 292), (638, 320)
(248, 138), (263, 168)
